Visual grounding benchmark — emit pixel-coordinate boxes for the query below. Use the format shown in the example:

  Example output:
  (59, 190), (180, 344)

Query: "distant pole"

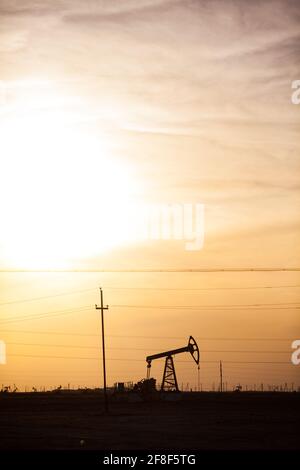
(197, 365), (200, 392)
(219, 360), (223, 392)
(95, 287), (109, 413)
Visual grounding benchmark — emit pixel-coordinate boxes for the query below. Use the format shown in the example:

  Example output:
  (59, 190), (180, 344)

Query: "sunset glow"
(0, 0), (299, 401)
(0, 85), (142, 269)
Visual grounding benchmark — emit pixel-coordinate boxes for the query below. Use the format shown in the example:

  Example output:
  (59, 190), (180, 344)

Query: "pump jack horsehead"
(146, 336), (200, 392)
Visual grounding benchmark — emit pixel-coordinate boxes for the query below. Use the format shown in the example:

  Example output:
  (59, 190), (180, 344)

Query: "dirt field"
(0, 392), (299, 450)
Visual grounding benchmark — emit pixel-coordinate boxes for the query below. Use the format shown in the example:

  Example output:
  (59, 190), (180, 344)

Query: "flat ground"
(0, 392), (299, 450)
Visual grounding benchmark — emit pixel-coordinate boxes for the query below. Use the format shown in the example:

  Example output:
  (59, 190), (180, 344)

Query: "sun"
(0, 89), (139, 270)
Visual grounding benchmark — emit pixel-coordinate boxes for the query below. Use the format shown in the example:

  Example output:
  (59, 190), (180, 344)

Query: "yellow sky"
(0, 0), (300, 390)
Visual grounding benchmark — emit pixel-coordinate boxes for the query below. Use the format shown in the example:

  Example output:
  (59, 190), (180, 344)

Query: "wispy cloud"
(0, 0), (299, 265)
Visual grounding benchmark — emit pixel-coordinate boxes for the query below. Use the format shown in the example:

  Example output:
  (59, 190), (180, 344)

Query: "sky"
(0, 0), (299, 390)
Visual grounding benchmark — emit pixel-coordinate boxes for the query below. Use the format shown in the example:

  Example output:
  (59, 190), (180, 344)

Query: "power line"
(0, 288), (96, 307)
(2, 302), (299, 326)
(8, 353), (292, 364)
(1, 267), (300, 273)
(111, 302), (300, 311)
(3, 367), (298, 377)
(111, 302), (300, 309)
(0, 364), (219, 374)
(1, 284), (299, 308)
(0, 305), (91, 319)
(4, 363), (298, 374)
(1, 330), (297, 341)
(5, 342), (292, 353)
(0, 305), (93, 324)
(105, 285), (300, 291)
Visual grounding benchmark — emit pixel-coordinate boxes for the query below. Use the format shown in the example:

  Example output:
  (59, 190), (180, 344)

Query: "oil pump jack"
(146, 336), (200, 391)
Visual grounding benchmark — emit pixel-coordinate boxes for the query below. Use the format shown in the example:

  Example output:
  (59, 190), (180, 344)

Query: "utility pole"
(219, 360), (223, 392)
(95, 287), (109, 413)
